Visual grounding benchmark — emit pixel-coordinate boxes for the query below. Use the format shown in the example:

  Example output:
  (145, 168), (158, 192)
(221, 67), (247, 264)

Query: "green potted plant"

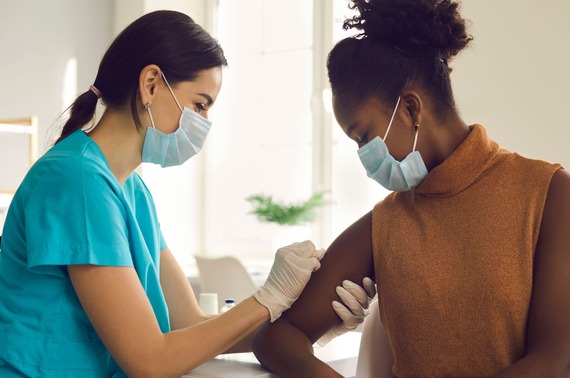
(245, 191), (330, 252)
(246, 191), (329, 226)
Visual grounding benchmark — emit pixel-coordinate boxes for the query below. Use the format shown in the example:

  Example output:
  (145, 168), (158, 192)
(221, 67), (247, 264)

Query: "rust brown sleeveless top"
(371, 125), (561, 377)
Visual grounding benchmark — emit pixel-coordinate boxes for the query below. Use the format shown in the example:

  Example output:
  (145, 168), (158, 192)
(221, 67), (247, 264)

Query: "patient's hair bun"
(344, 0), (472, 62)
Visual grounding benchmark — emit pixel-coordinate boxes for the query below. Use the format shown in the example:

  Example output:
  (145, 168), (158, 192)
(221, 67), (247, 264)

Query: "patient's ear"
(401, 91), (423, 126)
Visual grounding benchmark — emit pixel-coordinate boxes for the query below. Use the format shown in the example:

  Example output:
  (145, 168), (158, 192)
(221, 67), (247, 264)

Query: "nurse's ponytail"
(55, 10), (227, 144)
(56, 89), (99, 144)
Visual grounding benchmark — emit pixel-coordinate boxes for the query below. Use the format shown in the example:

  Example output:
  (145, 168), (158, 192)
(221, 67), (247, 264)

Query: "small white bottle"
(220, 298), (236, 314)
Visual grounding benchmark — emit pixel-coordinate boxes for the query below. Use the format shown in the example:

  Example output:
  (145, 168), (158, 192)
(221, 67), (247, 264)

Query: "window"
(206, 0), (390, 255)
(207, 0), (315, 256)
(143, 1), (391, 267)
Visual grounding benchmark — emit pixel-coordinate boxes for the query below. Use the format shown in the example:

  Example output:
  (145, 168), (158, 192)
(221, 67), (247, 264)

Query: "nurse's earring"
(145, 103), (156, 129)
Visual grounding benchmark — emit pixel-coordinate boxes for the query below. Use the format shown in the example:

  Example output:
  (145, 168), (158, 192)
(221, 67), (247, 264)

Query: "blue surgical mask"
(142, 73), (212, 167)
(357, 96), (428, 192)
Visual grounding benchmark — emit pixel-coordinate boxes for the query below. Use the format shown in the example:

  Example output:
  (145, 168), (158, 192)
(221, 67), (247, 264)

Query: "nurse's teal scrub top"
(0, 130), (170, 377)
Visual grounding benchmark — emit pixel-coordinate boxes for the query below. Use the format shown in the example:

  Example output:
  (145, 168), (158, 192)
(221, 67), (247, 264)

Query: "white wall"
(0, 0), (114, 152)
(453, 1), (570, 169)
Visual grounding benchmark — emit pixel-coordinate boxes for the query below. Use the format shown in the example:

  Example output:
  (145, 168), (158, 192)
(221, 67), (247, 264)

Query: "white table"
(183, 331), (361, 377)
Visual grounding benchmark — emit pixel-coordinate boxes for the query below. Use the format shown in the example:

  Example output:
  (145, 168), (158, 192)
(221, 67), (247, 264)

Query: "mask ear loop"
(383, 96), (401, 142)
(412, 122), (420, 152)
(161, 72), (183, 112)
(145, 103), (156, 129)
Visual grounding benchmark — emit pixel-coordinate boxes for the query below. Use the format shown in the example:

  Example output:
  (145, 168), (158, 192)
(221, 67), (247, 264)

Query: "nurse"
(0, 10), (374, 377)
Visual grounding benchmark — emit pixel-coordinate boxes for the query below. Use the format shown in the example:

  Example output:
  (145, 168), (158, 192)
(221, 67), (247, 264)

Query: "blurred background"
(1, 0), (569, 278)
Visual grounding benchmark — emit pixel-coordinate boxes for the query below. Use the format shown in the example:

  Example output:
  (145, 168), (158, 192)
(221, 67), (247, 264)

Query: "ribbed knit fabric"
(371, 125), (561, 377)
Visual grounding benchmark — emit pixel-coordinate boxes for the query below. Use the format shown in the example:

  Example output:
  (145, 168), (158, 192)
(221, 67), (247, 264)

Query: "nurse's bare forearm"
(252, 320), (341, 378)
(70, 264), (270, 378)
(163, 297), (268, 374)
(196, 311), (261, 354)
(223, 325), (259, 353)
(161, 248), (260, 353)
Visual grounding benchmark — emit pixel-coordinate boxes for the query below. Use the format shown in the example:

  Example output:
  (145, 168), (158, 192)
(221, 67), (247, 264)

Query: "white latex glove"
(317, 277), (377, 346)
(253, 240), (325, 322)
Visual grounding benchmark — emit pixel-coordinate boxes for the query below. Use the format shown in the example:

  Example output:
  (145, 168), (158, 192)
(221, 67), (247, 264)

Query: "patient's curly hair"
(328, 0), (472, 115)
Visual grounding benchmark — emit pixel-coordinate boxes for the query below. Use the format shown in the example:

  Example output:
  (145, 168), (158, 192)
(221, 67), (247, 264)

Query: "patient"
(252, 0), (570, 377)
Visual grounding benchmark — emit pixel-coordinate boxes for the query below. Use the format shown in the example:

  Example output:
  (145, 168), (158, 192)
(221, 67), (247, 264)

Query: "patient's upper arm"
(279, 210), (375, 342)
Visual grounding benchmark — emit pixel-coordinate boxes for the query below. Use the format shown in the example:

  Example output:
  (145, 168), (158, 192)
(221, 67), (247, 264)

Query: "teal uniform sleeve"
(24, 157), (133, 277)
(126, 172), (168, 252)
(159, 230), (167, 251)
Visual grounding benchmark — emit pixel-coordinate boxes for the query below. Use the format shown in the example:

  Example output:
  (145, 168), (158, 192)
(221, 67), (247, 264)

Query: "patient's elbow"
(252, 322), (275, 366)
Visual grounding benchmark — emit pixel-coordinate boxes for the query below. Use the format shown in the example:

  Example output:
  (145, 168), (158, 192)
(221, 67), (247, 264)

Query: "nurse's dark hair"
(327, 0), (472, 115)
(55, 10), (227, 144)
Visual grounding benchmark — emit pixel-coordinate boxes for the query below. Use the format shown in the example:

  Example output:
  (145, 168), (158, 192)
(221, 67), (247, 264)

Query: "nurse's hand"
(317, 277), (377, 346)
(253, 240), (325, 322)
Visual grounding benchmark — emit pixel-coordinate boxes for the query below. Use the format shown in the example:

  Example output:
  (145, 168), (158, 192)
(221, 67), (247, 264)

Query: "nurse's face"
(151, 66), (223, 134)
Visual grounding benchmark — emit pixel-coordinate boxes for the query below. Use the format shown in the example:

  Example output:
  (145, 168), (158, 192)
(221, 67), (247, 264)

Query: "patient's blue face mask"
(142, 73), (212, 167)
(357, 96), (428, 192)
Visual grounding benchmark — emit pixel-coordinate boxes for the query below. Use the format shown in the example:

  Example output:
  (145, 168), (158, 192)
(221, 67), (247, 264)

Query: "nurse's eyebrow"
(198, 93), (214, 106)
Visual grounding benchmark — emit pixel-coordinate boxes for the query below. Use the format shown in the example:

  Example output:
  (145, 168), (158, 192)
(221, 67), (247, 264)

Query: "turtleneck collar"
(414, 125), (500, 197)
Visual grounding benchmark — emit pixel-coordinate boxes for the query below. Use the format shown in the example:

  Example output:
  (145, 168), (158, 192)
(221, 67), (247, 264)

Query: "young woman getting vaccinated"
(0, 10), (375, 377)
(252, 0), (570, 377)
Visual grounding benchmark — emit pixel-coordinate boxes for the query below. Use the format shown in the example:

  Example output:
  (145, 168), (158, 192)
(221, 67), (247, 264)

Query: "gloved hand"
(317, 277), (377, 346)
(253, 240), (325, 322)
